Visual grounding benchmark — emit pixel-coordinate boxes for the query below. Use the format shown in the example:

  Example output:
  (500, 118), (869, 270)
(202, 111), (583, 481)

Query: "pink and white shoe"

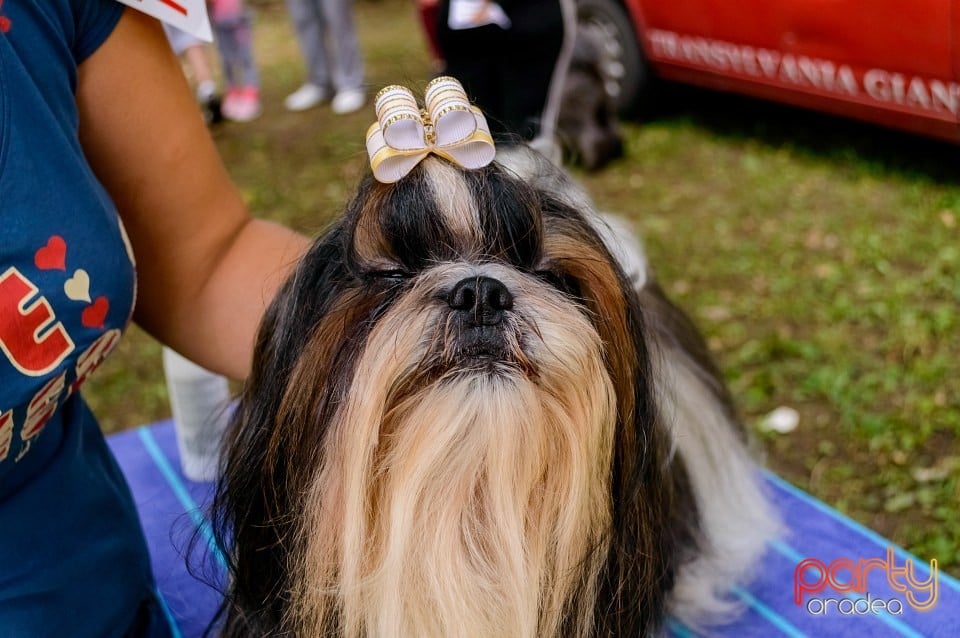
(222, 86), (262, 123)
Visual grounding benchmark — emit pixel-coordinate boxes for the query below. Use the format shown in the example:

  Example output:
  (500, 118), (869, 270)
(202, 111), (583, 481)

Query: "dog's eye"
(535, 270), (581, 298)
(367, 269), (412, 281)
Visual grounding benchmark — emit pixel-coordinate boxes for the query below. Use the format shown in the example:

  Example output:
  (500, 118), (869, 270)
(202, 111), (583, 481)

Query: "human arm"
(76, 8), (310, 380)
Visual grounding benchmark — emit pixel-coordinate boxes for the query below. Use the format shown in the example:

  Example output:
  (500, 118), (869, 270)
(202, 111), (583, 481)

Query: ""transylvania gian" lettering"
(647, 29), (960, 116)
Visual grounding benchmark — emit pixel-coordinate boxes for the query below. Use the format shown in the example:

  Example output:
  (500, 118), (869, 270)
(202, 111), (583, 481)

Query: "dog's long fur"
(211, 146), (779, 637)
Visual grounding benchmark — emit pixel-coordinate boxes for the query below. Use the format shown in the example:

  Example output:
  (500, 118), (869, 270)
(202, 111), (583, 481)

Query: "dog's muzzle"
(446, 276), (514, 361)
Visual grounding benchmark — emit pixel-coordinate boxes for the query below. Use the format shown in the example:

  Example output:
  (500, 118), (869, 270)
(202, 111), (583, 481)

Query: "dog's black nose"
(448, 276), (513, 325)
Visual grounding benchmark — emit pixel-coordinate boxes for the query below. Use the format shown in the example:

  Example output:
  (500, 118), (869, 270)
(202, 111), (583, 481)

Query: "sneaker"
(222, 87), (262, 123)
(197, 80), (223, 125)
(199, 92), (223, 125)
(220, 88), (241, 120)
(331, 88), (366, 115)
(284, 83), (328, 111)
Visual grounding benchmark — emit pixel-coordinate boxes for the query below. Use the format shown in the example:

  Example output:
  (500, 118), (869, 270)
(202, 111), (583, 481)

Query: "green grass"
(83, 0), (960, 575)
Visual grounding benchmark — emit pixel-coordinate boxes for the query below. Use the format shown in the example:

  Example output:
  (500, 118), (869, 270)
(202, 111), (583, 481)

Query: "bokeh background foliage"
(84, 0), (959, 575)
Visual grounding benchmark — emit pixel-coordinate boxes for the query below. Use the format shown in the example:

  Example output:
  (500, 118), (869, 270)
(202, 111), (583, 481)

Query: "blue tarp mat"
(108, 420), (960, 638)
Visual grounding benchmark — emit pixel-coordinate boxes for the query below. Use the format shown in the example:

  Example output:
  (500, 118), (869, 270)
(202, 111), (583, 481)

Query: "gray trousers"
(213, 11), (260, 89)
(284, 0), (364, 92)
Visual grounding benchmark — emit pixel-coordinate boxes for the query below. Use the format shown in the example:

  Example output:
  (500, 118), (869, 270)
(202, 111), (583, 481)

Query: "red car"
(578, 0), (960, 143)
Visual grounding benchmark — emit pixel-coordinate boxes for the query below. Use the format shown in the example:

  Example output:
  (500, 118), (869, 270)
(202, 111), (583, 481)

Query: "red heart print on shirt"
(0, 0), (10, 33)
(81, 297), (110, 329)
(34, 236), (67, 271)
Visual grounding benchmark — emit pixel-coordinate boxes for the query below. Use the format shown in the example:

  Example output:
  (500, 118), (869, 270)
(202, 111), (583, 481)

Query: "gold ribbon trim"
(366, 76), (496, 184)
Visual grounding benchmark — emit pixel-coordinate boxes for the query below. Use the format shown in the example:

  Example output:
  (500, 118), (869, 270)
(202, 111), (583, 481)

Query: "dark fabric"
(435, 0), (564, 140)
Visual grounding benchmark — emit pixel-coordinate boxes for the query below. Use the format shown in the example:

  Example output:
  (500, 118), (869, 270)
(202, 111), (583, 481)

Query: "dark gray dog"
(558, 28), (625, 171)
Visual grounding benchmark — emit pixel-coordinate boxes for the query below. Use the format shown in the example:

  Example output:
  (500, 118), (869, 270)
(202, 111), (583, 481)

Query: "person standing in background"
(415, 0), (445, 72)
(431, 0), (576, 159)
(282, 0), (367, 114)
(211, 0), (263, 122)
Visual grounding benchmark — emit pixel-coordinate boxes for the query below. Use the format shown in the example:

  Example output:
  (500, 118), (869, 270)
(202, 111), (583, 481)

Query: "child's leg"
(163, 23), (222, 124)
(321, 0), (363, 92)
(163, 23), (218, 100)
(213, 24), (240, 89)
(214, 12), (259, 90)
(182, 44), (217, 95)
(232, 11), (260, 89)
(215, 11), (262, 122)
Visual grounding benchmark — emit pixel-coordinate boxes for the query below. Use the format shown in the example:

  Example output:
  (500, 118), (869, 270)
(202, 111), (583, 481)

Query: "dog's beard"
(287, 267), (617, 638)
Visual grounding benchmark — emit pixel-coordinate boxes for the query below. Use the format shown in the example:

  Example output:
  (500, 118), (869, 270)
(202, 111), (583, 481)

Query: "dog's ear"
(540, 209), (645, 423)
(212, 224), (351, 636)
(537, 207), (678, 635)
(228, 223), (353, 487)
(254, 228), (350, 396)
(595, 273), (681, 637)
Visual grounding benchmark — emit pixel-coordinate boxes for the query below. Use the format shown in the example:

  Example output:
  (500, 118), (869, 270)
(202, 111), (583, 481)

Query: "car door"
(779, 0), (957, 124)
(632, 0), (960, 140)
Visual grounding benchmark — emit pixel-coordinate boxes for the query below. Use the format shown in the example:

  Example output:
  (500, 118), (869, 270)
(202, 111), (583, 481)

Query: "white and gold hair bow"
(366, 76), (496, 184)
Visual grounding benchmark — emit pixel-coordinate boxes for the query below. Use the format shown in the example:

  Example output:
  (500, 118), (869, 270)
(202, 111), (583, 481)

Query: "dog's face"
(215, 148), (712, 638)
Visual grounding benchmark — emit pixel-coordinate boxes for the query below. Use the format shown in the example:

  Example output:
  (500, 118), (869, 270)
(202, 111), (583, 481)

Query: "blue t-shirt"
(1, 1), (167, 635)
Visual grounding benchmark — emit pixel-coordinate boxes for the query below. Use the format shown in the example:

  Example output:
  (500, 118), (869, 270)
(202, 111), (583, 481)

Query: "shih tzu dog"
(210, 78), (779, 637)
